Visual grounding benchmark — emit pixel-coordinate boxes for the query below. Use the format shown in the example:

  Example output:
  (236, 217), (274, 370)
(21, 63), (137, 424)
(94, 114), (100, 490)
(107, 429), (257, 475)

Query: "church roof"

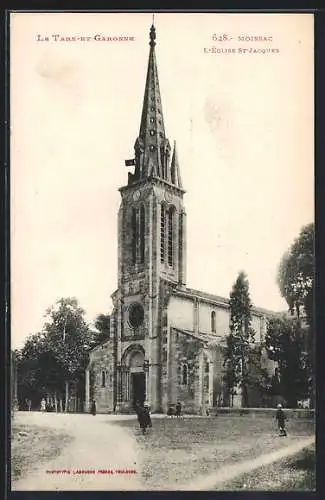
(172, 285), (281, 318)
(171, 327), (227, 348)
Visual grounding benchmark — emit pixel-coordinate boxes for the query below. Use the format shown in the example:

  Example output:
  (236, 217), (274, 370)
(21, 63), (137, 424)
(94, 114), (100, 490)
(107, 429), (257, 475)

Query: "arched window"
(101, 370), (106, 388)
(131, 208), (137, 264)
(179, 212), (184, 274)
(211, 311), (216, 333)
(140, 205), (145, 264)
(182, 364), (188, 385)
(167, 207), (174, 267)
(160, 204), (165, 263)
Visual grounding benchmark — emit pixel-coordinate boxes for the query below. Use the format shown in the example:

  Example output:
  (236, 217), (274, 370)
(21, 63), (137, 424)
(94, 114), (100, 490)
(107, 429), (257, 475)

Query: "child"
(275, 403), (287, 436)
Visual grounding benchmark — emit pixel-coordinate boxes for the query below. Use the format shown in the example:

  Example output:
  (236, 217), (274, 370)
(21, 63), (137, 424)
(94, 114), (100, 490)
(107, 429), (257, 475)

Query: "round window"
(128, 303), (144, 328)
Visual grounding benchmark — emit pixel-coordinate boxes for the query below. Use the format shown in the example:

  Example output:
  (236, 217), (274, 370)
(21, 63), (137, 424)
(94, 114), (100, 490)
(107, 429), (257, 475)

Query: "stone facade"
(85, 341), (115, 413)
(86, 24), (277, 414)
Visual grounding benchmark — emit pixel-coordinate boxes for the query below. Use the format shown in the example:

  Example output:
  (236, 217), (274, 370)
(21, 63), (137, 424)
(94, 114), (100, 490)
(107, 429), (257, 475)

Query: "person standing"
(138, 402), (152, 434)
(40, 398), (46, 412)
(143, 402), (152, 430)
(91, 400), (97, 416)
(175, 401), (182, 418)
(275, 403), (287, 436)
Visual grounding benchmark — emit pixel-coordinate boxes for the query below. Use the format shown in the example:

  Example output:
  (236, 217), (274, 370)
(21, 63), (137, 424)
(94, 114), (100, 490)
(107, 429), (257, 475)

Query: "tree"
(11, 350), (19, 416)
(277, 223), (314, 321)
(17, 333), (49, 408)
(17, 297), (93, 412)
(223, 271), (256, 407)
(93, 313), (110, 345)
(43, 297), (93, 412)
(277, 223), (315, 406)
(264, 315), (309, 407)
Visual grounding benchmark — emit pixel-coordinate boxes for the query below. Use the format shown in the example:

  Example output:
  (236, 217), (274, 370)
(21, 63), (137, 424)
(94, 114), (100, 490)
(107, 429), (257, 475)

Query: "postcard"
(10, 11), (315, 492)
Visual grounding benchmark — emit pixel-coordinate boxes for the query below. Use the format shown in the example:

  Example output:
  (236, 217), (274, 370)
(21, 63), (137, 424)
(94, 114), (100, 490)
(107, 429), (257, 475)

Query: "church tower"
(112, 24), (187, 412)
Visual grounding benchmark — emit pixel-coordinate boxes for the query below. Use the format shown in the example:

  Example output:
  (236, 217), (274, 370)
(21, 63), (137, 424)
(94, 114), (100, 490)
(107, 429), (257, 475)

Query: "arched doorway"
(129, 351), (145, 408)
(121, 346), (146, 410)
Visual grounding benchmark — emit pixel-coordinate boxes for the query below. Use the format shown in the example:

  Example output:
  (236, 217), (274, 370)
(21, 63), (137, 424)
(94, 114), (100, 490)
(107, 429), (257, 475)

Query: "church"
(85, 24), (276, 414)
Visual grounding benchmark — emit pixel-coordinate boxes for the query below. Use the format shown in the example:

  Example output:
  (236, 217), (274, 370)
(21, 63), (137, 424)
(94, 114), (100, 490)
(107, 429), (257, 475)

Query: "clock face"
(133, 190), (140, 201)
(165, 191), (172, 203)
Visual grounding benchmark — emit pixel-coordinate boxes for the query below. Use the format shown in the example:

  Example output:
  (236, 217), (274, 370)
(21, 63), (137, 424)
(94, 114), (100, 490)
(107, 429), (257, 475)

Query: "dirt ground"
(11, 411), (315, 491)
(12, 412), (142, 491)
(115, 414), (315, 490)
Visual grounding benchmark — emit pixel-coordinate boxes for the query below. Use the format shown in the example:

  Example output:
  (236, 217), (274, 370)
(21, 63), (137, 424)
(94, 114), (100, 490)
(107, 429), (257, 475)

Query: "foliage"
(17, 333), (59, 406)
(264, 315), (310, 407)
(17, 297), (93, 410)
(245, 344), (273, 404)
(93, 313), (111, 345)
(277, 223), (314, 322)
(223, 271), (257, 406)
(42, 297), (92, 381)
(277, 223), (315, 406)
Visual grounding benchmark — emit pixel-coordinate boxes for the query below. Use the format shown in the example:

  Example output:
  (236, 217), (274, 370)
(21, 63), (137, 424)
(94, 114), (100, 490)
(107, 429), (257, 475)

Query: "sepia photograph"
(10, 11), (315, 492)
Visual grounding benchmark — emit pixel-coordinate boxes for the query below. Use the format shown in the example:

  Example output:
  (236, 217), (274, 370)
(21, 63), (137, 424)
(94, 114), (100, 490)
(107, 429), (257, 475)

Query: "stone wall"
(88, 341), (115, 413)
(169, 328), (203, 413)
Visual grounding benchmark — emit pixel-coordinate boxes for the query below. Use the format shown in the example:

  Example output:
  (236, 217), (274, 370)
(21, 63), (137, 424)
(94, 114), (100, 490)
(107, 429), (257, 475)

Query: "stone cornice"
(119, 177), (186, 196)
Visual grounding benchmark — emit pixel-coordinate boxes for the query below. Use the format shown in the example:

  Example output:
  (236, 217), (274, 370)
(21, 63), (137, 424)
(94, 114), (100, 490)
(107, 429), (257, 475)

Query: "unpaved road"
(12, 411), (315, 491)
(12, 412), (142, 491)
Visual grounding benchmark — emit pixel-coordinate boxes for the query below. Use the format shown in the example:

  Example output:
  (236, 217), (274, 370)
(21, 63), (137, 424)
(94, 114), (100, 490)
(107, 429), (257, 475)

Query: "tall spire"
(171, 141), (183, 189)
(130, 23), (172, 184)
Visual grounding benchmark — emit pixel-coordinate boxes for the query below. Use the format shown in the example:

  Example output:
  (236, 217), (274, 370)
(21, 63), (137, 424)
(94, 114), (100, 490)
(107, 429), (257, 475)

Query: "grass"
(113, 415), (315, 490)
(11, 423), (74, 482)
(219, 444), (316, 491)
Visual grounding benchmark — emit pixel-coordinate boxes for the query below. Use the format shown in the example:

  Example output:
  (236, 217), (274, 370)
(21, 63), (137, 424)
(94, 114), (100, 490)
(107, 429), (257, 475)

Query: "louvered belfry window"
(160, 204), (165, 263)
(140, 205), (145, 264)
(131, 204), (145, 265)
(131, 208), (137, 264)
(167, 207), (174, 267)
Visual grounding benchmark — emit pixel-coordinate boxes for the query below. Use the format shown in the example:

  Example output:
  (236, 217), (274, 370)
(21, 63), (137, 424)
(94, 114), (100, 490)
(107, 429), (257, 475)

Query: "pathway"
(12, 412), (315, 491)
(13, 412), (142, 491)
(180, 435), (315, 490)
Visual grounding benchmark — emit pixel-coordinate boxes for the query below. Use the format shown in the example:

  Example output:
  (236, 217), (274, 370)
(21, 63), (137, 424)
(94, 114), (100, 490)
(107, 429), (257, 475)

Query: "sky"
(10, 12), (314, 349)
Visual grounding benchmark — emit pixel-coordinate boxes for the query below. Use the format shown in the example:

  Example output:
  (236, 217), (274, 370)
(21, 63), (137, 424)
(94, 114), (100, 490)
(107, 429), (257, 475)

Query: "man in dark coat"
(138, 402), (152, 434)
(91, 400), (97, 416)
(275, 403), (287, 436)
(175, 401), (182, 418)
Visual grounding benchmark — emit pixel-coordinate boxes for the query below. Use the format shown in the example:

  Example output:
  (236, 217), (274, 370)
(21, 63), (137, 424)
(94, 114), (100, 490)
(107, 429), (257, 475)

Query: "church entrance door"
(131, 372), (145, 408)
